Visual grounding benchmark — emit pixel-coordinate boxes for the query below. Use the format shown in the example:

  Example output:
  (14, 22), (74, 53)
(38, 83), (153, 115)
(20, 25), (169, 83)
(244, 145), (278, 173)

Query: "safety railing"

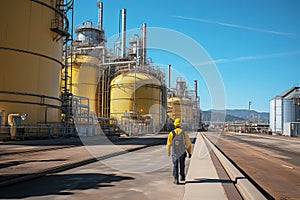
(0, 124), (68, 141)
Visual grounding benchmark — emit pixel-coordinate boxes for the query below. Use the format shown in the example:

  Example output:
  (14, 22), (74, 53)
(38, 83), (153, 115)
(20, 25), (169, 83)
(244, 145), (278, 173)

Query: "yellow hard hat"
(174, 118), (181, 127)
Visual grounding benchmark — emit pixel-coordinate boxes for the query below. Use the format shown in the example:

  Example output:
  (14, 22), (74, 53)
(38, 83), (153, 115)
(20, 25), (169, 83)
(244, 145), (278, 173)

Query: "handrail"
(31, 0), (70, 35)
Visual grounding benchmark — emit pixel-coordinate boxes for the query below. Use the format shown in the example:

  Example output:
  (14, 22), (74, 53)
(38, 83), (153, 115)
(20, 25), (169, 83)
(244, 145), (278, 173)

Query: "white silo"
(269, 86), (300, 136)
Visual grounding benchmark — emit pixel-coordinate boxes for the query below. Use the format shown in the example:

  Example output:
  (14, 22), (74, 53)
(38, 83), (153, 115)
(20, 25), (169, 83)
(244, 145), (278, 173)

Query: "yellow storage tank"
(110, 72), (161, 130)
(168, 96), (193, 126)
(67, 55), (99, 115)
(168, 97), (182, 120)
(0, 0), (65, 124)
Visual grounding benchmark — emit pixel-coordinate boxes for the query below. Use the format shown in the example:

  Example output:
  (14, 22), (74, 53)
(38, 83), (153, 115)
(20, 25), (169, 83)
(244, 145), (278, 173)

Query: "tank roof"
(111, 72), (161, 86)
(272, 86), (300, 100)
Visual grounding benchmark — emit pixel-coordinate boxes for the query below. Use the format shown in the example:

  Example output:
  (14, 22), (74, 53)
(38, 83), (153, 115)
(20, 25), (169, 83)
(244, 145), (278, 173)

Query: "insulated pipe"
(121, 8), (127, 58)
(141, 23), (147, 64)
(97, 1), (103, 30)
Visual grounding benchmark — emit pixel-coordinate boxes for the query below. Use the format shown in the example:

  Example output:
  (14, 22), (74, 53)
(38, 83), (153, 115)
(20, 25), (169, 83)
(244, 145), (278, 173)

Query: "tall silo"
(0, 0), (70, 124)
(270, 86), (300, 136)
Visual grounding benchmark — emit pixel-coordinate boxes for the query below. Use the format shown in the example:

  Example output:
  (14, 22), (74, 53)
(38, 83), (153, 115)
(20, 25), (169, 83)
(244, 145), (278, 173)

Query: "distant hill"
(202, 109), (269, 123)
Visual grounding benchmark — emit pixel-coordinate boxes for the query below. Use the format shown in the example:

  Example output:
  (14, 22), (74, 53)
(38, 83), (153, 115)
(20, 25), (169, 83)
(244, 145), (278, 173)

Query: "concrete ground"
(0, 132), (267, 200)
(0, 133), (196, 200)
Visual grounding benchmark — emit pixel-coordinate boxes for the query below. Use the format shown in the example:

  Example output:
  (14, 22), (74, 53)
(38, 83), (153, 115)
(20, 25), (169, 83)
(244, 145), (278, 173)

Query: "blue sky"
(73, 0), (300, 112)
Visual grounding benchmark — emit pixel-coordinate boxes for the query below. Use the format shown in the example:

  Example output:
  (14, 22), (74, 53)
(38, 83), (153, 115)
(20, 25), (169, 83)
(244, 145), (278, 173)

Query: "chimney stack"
(168, 64), (171, 89)
(121, 8), (127, 58)
(141, 23), (147, 64)
(97, 1), (103, 30)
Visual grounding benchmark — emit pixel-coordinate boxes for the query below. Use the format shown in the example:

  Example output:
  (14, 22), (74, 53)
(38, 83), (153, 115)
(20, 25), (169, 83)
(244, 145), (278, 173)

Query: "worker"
(166, 118), (192, 184)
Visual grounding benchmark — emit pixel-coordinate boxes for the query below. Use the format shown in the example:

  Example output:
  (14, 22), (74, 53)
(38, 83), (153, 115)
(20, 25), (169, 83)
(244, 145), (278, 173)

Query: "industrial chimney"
(141, 23), (147, 64)
(168, 64), (171, 89)
(97, 1), (103, 30)
(121, 8), (126, 58)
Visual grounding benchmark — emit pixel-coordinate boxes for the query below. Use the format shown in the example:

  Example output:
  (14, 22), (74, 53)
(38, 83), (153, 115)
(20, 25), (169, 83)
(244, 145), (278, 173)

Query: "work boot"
(173, 177), (179, 184)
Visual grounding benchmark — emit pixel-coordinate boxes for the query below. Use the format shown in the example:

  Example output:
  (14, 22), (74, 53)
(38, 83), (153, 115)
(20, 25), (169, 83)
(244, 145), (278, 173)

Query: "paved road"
(205, 132), (300, 200)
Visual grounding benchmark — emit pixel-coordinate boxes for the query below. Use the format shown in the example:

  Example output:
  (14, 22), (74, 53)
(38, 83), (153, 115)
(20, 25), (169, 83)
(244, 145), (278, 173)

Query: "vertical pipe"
(194, 80), (198, 128)
(102, 47), (105, 64)
(141, 23), (147, 64)
(168, 64), (171, 89)
(0, 110), (5, 125)
(121, 8), (126, 58)
(97, 1), (103, 30)
(133, 63), (136, 112)
(134, 34), (140, 63)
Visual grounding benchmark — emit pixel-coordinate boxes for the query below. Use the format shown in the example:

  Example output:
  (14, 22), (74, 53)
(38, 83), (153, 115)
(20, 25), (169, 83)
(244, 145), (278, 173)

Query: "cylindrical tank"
(66, 20), (104, 115)
(182, 97), (194, 124)
(0, 0), (64, 124)
(168, 97), (182, 120)
(283, 99), (296, 123)
(168, 96), (193, 128)
(75, 21), (105, 45)
(68, 55), (99, 115)
(110, 72), (161, 129)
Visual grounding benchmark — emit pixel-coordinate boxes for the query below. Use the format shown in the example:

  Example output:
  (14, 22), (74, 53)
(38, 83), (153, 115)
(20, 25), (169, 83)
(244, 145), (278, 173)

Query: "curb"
(202, 133), (267, 200)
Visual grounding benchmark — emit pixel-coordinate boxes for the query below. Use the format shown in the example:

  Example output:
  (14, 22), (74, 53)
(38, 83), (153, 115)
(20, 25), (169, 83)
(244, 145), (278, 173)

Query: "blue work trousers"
(172, 152), (186, 179)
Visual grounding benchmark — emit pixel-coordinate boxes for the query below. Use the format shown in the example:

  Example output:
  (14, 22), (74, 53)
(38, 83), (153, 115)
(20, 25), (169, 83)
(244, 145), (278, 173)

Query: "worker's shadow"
(185, 178), (232, 184)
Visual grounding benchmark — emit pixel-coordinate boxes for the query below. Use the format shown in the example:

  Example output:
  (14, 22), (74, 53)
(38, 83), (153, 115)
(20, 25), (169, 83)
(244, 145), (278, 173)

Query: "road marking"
(282, 164), (294, 169)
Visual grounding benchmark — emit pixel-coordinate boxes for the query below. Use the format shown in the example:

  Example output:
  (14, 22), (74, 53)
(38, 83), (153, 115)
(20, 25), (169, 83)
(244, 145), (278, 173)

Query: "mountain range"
(202, 109), (269, 123)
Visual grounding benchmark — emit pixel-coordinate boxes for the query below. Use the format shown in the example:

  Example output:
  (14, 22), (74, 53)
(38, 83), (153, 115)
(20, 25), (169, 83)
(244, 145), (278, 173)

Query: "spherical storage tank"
(110, 72), (162, 130)
(0, 0), (64, 124)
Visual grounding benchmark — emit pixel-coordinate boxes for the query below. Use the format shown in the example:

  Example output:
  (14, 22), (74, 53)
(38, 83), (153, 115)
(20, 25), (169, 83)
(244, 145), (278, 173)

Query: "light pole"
(248, 101), (252, 133)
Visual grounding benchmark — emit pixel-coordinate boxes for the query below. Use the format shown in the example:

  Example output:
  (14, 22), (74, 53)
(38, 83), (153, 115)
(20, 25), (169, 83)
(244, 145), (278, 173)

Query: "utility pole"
(248, 101), (252, 133)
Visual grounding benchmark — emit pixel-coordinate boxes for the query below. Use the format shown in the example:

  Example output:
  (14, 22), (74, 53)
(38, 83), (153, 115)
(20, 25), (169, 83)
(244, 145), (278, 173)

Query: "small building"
(269, 86), (300, 136)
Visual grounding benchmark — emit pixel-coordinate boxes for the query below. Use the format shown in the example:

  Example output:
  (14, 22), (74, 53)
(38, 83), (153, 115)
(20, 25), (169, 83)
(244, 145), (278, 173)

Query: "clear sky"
(73, 0), (300, 112)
